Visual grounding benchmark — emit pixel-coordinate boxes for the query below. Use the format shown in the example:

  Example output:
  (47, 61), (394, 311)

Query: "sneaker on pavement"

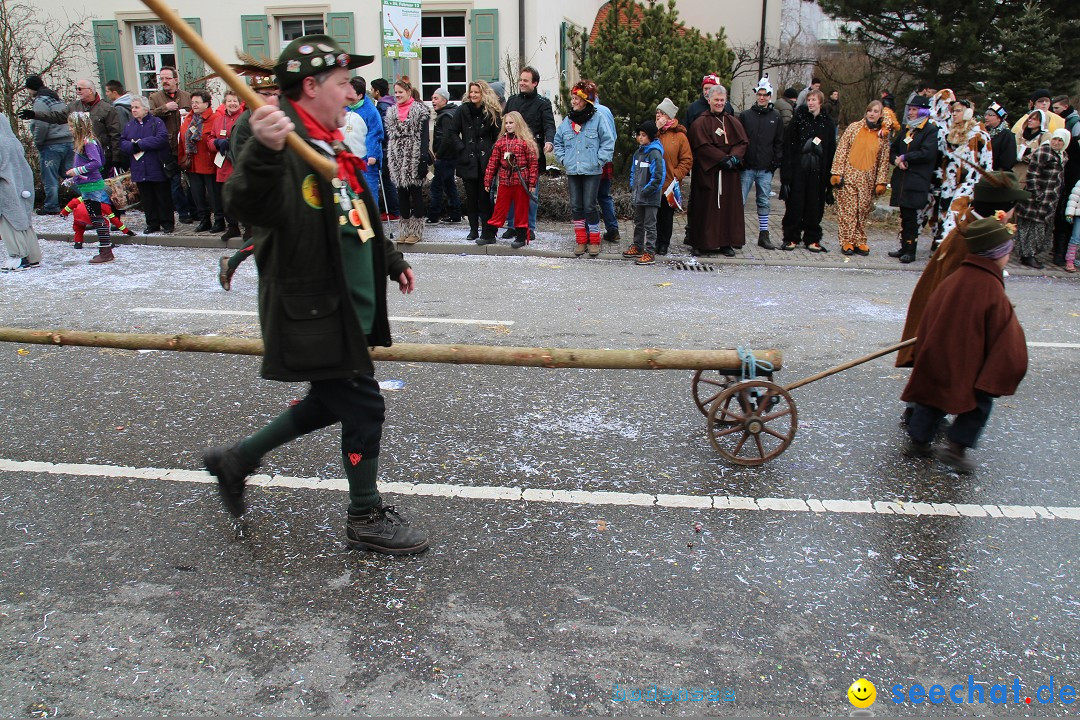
(603, 229), (620, 243)
(622, 245), (643, 258)
(346, 503), (430, 555)
(635, 252), (656, 265)
(1, 256), (25, 272)
(574, 243), (587, 256)
(203, 445), (260, 517)
(587, 242), (601, 256)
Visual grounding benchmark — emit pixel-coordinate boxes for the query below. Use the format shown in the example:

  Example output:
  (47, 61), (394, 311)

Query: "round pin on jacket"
(298, 45), (314, 55)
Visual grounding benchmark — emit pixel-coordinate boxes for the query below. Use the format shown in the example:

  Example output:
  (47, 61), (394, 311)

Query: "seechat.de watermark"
(890, 676), (1076, 706)
(612, 683), (736, 703)
(848, 676), (1077, 710)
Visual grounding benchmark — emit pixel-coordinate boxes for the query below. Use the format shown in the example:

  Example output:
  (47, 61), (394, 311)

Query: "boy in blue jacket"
(623, 120), (666, 265)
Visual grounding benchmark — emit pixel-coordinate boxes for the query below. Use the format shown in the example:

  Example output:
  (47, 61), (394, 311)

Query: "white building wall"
(30, 0), (781, 113)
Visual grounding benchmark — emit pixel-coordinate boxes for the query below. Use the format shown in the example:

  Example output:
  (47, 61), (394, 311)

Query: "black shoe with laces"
(346, 503), (430, 555)
(203, 445), (260, 517)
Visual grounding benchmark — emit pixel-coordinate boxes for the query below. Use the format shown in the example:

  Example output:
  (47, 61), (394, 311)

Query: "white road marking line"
(1026, 342), (1080, 349)
(1, 458), (1076, 521)
(132, 307), (257, 316)
(131, 307), (513, 325)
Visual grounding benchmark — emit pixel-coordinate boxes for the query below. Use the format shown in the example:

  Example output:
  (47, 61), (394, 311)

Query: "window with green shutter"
(326, 13), (355, 54)
(93, 20), (125, 91)
(241, 15), (270, 60)
(176, 18), (206, 89)
(470, 9), (498, 82)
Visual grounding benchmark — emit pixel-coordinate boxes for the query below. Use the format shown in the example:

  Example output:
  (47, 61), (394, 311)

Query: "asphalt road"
(1, 242), (1078, 716)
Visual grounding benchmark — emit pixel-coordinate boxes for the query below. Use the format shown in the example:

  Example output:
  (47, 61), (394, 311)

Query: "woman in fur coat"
(1015, 129), (1069, 268)
(384, 77), (431, 244)
(934, 99), (993, 243)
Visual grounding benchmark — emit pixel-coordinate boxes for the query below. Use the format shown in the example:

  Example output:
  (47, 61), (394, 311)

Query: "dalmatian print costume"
(936, 115), (993, 238)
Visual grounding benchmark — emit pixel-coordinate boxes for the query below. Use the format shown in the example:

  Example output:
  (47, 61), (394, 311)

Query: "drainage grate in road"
(668, 260), (719, 272)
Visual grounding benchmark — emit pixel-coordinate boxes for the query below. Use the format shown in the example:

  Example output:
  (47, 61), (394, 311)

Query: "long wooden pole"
(0, 327), (782, 371)
(140, 0), (338, 180)
(784, 338), (914, 391)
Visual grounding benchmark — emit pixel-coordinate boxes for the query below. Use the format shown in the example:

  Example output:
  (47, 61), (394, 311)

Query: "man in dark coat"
(25, 78), (123, 171)
(740, 74), (784, 249)
(887, 95), (941, 262)
(901, 218), (1028, 473)
(207, 35), (428, 555)
(687, 85), (748, 256)
(426, 87), (462, 223)
(779, 90), (836, 251)
(503, 66), (556, 239)
(984, 102), (1017, 171)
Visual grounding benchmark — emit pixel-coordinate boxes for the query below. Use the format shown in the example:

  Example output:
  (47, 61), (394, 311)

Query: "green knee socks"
(234, 408), (305, 465)
(346, 456), (381, 514)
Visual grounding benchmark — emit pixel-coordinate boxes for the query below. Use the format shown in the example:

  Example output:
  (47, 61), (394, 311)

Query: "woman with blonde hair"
(450, 80), (502, 240)
(479, 110), (538, 247)
(383, 76), (431, 244)
(830, 100), (894, 254)
(65, 112), (114, 264)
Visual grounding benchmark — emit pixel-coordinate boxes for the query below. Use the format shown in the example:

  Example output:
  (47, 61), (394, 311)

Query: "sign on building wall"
(383, 0), (422, 59)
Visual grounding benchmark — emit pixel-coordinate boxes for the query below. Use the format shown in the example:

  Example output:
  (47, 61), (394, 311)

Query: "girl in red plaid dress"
(479, 111), (538, 248)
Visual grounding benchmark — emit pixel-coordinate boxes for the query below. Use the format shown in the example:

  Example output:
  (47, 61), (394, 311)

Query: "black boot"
(195, 216), (212, 233)
(510, 229), (529, 249)
(203, 445), (260, 517)
(210, 216), (226, 234)
(221, 224), (241, 242)
(475, 223), (497, 245)
(898, 240), (917, 264)
(346, 503), (430, 555)
(757, 230), (776, 250)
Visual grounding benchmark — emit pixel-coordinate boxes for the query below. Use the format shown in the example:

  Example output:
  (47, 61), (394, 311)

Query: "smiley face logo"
(848, 678), (876, 708)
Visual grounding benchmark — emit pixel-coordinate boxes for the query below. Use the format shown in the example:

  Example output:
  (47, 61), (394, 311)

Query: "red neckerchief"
(86, 94), (101, 109)
(292, 101), (365, 195)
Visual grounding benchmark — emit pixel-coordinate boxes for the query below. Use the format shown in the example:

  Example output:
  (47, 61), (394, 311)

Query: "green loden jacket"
(223, 98), (410, 382)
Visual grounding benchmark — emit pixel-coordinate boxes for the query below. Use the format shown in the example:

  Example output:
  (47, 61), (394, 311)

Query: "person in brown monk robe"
(687, 84), (748, 257)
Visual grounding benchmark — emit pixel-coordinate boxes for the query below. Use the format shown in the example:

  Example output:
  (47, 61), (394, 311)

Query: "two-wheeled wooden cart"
(690, 339), (915, 466)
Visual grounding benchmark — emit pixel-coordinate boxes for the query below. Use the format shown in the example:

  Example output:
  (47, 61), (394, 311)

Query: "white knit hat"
(1051, 128), (1072, 146)
(656, 97), (679, 120)
(753, 73), (773, 95)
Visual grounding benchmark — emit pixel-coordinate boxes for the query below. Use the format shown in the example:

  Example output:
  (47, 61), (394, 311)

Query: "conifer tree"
(987, 2), (1063, 114)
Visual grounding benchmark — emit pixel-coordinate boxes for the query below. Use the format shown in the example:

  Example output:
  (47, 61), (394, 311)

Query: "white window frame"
(130, 22), (176, 97)
(420, 13), (467, 102)
(278, 16), (325, 47)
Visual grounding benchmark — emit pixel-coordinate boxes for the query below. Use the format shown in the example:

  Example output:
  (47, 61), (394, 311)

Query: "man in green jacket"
(205, 35), (428, 555)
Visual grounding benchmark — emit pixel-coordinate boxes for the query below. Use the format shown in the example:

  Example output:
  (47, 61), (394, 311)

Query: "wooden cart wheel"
(691, 369), (738, 416)
(706, 380), (797, 466)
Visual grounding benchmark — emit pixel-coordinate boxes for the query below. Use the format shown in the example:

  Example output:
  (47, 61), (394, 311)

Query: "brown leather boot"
(89, 247), (115, 264)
